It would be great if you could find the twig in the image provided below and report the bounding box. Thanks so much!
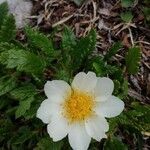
[92,0,97,20]
[135,41,150,45]
[52,14,74,27]
[128,89,147,103]
[128,27,134,46]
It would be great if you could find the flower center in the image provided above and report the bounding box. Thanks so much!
[62,90,95,123]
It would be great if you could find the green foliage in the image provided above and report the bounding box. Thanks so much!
[0,76,17,96]
[23,101,40,119]
[126,102,150,131]
[144,0,150,4]
[104,137,128,150]
[10,126,34,145]
[0,42,17,52]
[121,0,134,8]
[71,29,96,70]
[15,96,35,118]
[0,14,16,42]
[62,26,76,50]
[25,27,54,55]
[108,102,150,149]
[104,42,123,60]
[35,136,63,150]
[0,2,8,27]
[61,26,96,74]
[143,7,150,22]
[0,49,46,75]
[92,58,118,77]
[10,84,37,100]
[118,79,128,99]
[121,11,133,23]
[0,2,16,42]
[125,47,141,74]
[10,84,38,118]
[55,69,70,82]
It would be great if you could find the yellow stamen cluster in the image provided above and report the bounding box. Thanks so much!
[63,90,95,123]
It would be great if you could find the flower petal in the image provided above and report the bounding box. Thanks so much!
[44,80,71,103]
[85,115,108,141]
[95,96,124,118]
[36,99,60,124]
[47,114,69,142]
[68,123,91,150]
[72,71,97,93]
[94,77,114,101]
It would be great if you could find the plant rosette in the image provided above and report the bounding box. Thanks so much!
[37,71,124,150]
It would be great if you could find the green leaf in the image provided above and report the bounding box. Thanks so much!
[15,96,34,118]
[36,136,63,150]
[61,28,96,72]
[0,2,8,28]
[25,27,54,55]
[125,47,141,74]
[71,29,96,70]
[104,42,123,60]
[93,61,103,76]
[24,102,40,119]
[0,97,9,109]
[61,26,76,71]
[62,26,76,50]
[0,76,16,96]
[92,57,118,76]
[0,50,8,64]
[108,118,118,135]
[121,0,134,8]
[118,79,128,99]
[144,0,150,4]
[121,11,133,23]
[10,84,37,100]
[10,126,33,145]
[127,102,150,131]
[104,137,128,150]
[92,58,108,76]
[0,42,17,52]
[0,118,13,143]
[0,14,16,42]
[0,49,46,75]
[143,7,150,22]
[55,69,70,82]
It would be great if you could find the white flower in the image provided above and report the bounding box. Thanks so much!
[37,72,124,150]
[0,0,32,28]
